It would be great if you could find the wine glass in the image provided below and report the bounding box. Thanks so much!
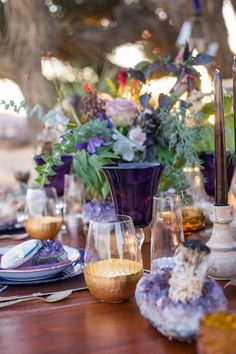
[84,214,143,303]
[24,187,62,241]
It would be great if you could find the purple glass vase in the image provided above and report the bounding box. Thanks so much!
[103,162,164,228]
[200,152,235,197]
[34,155,73,196]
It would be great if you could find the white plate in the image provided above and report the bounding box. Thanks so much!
[0,246,80,281]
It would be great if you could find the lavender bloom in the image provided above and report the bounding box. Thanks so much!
[98,111,113,129]
[87,137,103,154]
[75,142,87,150]
[98,112,104,121]
[75,137,104,154]
[107,116,113,129]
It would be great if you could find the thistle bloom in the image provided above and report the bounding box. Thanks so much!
[106,98,137,127]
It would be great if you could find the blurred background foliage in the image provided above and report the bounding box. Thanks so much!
[0,0,235,141]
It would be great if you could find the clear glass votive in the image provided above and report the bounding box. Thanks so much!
[151,194,184,271]
[84,214,143,303]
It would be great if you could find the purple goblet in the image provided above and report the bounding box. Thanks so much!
[103,162,164,229]
[34,155,73,197]
[200,152,235,197]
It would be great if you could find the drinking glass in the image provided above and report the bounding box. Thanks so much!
[64,174,85,215]
[24,187,62,240]
[63,174,85,238]
[84,214,143,303]
[151,194,184,271]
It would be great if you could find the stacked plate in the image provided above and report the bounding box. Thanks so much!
[0,246,84,285]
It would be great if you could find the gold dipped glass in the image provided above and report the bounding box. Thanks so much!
[24,187,62,241]
[84,214,143,303]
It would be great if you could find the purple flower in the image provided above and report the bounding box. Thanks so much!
[106,98,137,127]
[87,137,103,154]
[98,111,113,129]
[98,112,104,121]
[75,142,87,150]
[75,137,104,154]
[107,116,113,129]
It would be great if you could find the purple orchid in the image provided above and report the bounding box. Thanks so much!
[75,137,104,154]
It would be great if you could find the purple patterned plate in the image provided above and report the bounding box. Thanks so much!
[0,246,80,281]
[0,249,84,285]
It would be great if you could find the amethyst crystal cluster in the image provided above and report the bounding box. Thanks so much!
[32,240,68,265]
[83,200,115,225]
[135,240,227,341]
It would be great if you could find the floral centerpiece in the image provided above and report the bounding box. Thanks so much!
[36,44,213,200]
[2,44,213,200]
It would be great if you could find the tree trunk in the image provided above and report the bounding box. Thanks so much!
[0,0,61,143]
[0,0,234,144]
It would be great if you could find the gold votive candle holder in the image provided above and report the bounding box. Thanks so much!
[24,216,62,241]
[182,206,206,236]
[84,258,143,303]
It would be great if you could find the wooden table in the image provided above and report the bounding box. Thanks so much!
[0,233,236,354]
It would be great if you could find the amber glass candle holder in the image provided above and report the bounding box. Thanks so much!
[182,206,206,236]
[84,214,143,303]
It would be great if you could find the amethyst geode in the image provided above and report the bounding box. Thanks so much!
[31,240,68,265]
[135,240,227,341]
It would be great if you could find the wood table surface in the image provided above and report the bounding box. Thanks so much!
[0,231,236,354]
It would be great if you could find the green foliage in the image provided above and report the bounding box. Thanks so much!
[197,95,234,152]
[159,103,202,167]
[0,99,69,129]
[72,119,113,143]
[73,149,119,199]
[35,118,120,199]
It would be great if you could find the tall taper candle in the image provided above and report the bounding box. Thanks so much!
[214,70,228,205]
[232,56,236,160]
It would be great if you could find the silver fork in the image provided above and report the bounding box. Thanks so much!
[63,262,84,277]
[0,285,8,293]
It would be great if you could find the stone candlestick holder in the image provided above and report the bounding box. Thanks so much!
[206,204,236,279]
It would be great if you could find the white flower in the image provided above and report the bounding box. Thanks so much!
[128,126,146,151]
[106,98,137,127]
[112,131,135,161]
